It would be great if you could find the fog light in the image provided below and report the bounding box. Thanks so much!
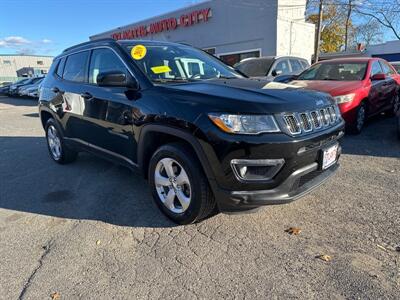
[231,159,285,182]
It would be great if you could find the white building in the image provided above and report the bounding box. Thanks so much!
[90,0,315,65]
[0,54,53,83]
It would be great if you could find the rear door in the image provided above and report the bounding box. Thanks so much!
[369,60,386,113]
[58,51,91,140]
[80,47,136,161]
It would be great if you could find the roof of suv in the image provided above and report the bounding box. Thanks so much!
[60,38,191,58]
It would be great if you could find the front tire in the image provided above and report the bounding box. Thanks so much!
[45,118,77,164]
[348,102,366,134]
[148,143,216,225]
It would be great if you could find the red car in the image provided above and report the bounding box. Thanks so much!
[289,58,400,133]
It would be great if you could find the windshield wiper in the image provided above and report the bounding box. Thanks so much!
[152,78,189,83]
[218,75,237,79]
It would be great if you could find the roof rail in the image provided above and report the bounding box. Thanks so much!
[62,38,115,53]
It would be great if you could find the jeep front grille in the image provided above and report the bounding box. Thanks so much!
[282,106,340,136]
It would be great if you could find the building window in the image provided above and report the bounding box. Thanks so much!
[219,50,260,66]
[37,60,44,65]
[203,48,216,55]
[3,60,11,65]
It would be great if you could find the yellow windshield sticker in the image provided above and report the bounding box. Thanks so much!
[151,65,172,74]
[131,45,147,60]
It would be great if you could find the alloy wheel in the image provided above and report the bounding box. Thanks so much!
[154,158,191,214]
[47,125,62,160]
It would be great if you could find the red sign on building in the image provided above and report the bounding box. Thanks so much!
[111,8,212,40]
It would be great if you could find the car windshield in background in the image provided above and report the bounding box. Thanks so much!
[234,58,274,77]
[298,62,368,81]
[123,42,242,83]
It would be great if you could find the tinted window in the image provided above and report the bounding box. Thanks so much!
[298,62,367,81]
[63,51,89,82]
[235,59,273,77]
[289,59,303,72]
[89,48,127,84]
[370,61,383,77]
[56,58,66,78]
[379,61,395,76]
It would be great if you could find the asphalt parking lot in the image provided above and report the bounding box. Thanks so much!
[0,95,399,299]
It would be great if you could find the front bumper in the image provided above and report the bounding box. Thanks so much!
[196,119,345,213]
[215,160,339,213]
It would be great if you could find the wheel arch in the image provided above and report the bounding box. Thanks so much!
[137,125,216,184]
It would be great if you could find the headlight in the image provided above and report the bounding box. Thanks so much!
[208,113,280,134]
[334,93,355,104]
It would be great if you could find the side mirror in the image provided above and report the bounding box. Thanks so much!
[97,71,139,90]
[271,69,283,77]
[371,73,386,81]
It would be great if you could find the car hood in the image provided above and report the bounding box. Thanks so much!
[159,78,334,113]
[289,80,364,96]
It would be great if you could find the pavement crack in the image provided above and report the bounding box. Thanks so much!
[18,239,54,300]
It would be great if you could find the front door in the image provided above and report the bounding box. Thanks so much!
[379,60,398,110]
[80,48,137,162]
[369,60,386,113]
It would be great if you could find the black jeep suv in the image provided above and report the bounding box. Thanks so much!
[39,39,345,224]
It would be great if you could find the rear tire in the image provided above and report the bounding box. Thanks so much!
[148,143,216,225]
[348,102,366,134]
[45,118,77,164]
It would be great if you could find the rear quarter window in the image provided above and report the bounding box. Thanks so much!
[56,57,66,78]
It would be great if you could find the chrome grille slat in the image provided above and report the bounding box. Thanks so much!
[283,114,301,135]
[282,105,339,136]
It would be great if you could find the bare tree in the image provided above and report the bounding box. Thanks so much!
[355,0,400,40]
[354,19,383,46]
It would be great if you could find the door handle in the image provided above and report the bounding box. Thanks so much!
[80,92,93,100]
[51,87,61,93]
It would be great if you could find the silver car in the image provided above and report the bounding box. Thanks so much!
[234,56,310,81]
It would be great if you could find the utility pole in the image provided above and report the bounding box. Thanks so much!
[344,0,353,51]
[314,0,323,62]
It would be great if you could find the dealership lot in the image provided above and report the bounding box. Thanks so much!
[0,95,399,299]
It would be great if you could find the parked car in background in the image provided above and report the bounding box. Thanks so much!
[286,58,400,133]
[39,39,344,224]
[0,82,13,94]
[18,78,44,97]
[9,77,44,96]
[390,61,400,73]
[234,56,310,81]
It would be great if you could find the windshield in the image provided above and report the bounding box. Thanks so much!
[234,58,274,77]
[123,42,242,83]
[298,62,368,81]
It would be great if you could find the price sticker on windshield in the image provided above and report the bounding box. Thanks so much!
[131,45,147,60]
[151,65,172,74]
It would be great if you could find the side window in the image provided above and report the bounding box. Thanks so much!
[289,59,303,72]
[89,48,127,84]
[273,59,290,75]
[379,61,395,76]
[63,51,89,83]
[56,57,66,78]
[370,61,383,77]
[300,60,310,69]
